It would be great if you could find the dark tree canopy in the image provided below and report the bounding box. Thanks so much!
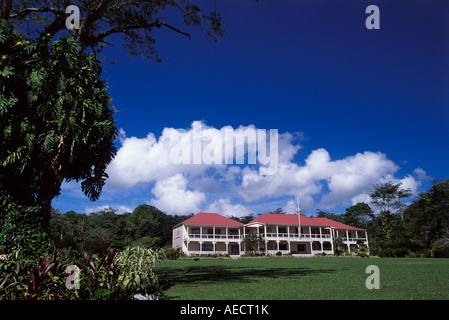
[3,0,232,62]
[0,21,117,228]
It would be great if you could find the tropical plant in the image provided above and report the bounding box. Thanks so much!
[242,233,265,254]
[333,236,344,256]
[0,20,117,230]
[0,250,76,300]
[115,246,165,298]
[0,192,52,261]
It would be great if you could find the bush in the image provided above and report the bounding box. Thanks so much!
[0,250,77,300]
[432,240,449,258]
[0,246,167,300]
[0,192,52,261]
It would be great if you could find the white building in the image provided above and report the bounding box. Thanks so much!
[173,212,369,256]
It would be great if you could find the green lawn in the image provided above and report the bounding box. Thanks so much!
[157,257,449,300]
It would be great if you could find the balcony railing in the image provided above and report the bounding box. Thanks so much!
[185,233,366,243]
[187,234,240,240]
[264,233,332,240]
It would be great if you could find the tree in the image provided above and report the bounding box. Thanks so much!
[241,233,264,255]
[229,213,257,224]
[1,0,261,233]
[269,208,286,215]
[343,202,374,227]
[403,179,449,248]
[369,182,412,220]
[0,22,117,230]
[333,236,344,256]
[3,0,233,61]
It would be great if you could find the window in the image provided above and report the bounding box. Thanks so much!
[202,244,213,251]
[191,228,200,234]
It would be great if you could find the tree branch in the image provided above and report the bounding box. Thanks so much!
[9,6,63,20]
[88,19,191,46]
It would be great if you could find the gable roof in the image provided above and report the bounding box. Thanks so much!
[248,213,365,230]
[178,212,244,227]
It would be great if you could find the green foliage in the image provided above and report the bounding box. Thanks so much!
[403,179,449,248]
[48,206,190,257]
[0,20,117,228]
[8,0,231,62]
[333,237,344,256]
[0,250,77,300]
[0,192,51,260]
[115,246,166,298]
[0,246,166,300]
[241,233,264,254]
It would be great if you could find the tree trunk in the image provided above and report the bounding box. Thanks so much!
[37,174,63,232]
[0,0,12,19]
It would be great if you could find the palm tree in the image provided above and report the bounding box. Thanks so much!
[242,233,265,255]
[333,237,344,256]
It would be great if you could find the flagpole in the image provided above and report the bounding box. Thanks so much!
[296,197,301,238]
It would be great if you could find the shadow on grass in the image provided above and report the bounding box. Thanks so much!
[158,264,338,290]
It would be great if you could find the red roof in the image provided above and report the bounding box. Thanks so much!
[179,212,244,227]
[249,213,365,230]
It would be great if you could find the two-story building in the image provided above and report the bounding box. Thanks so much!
[172,212,368,256]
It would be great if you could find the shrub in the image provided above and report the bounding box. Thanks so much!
[0,192,52,261]
[0,250,77,300]
[0,246,167,300]
[432,239,449,258]
[115,246,166,298]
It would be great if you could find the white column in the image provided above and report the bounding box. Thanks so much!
[346,229,350,252]
[365,231,370,253]
[330,228,335,255]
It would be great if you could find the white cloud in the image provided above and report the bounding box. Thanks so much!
[85,205,132,215]
[238,148,411,211]
[97,122,429,216]
[151,174,206,215]
[204,198,252,218]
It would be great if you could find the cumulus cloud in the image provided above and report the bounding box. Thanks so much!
[238,148,422,211]
[204,198,252,218]
[151,174,205,215]
[101,121,428,215]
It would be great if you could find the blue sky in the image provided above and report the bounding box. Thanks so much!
[53,0,449,217]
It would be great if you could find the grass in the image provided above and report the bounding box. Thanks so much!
[157,257,449,300]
